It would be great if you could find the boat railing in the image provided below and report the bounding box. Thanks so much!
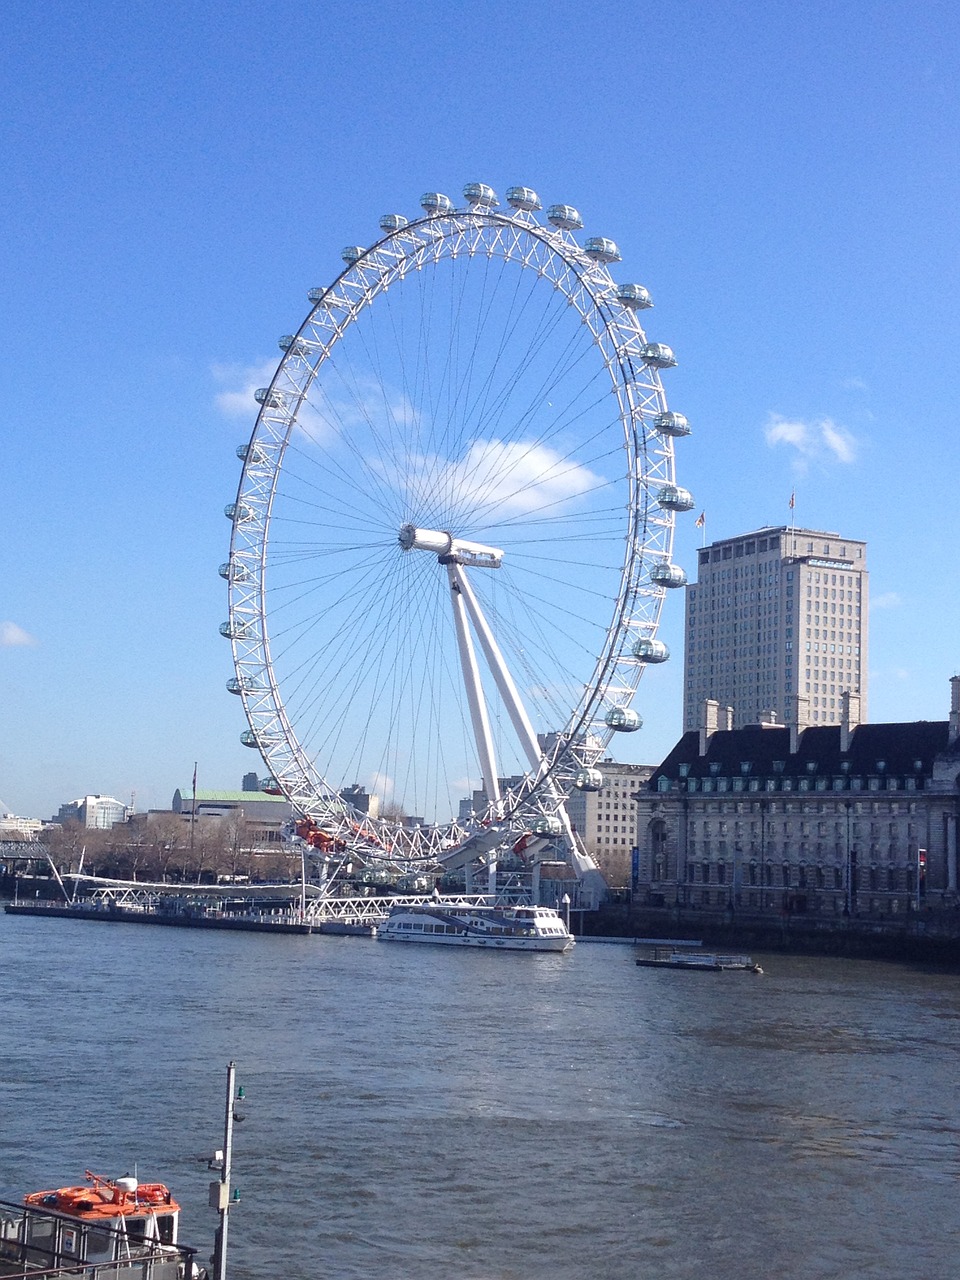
[0,1199,200,1280]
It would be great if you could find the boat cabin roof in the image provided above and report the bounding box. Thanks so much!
[24,1172,179,1222]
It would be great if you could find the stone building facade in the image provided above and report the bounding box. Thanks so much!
[633,682,960,917]
[683,525,868,733]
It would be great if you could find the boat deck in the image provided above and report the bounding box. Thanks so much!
[634,945,762,972]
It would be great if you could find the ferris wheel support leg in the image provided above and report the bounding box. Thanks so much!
[450,565,544,775]
[447,566,501,896]
[453,564,602,894]
[447,564,503,899]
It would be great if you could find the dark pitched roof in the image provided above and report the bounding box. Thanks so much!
[651,721,952,784]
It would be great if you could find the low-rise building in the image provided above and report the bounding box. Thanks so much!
[633,681,960,917]
[54,795,129,829]
[566,760,655,888]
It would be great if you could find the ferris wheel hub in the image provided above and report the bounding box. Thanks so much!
[398,523,503,569]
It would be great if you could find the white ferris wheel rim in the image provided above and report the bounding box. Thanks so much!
[223,186,686,859]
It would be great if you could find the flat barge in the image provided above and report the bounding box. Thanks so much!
[4,901,315,934]
[635,944,762,972]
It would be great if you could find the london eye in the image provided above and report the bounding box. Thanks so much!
[220,183,692,894]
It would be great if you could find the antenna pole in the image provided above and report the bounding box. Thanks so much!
[213,1061,236,1280]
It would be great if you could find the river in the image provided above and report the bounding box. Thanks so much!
[1,914,957,1279]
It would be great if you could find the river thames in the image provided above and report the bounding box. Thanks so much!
[1,913,957,1278]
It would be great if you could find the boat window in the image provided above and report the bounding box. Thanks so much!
[85,1228,114,1262]
[157,1216,175,1246]
[125,1218,148,1244]
[26,1215,57,1260]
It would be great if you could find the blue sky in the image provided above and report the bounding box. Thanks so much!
[2,1,958,820]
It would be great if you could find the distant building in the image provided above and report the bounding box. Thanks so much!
[633,680,960,918]
[172,788,290,823]
[457,776,527,823]
[241,772,260,792]
[565,761,655,887]
[684,526,868,733]
[54,795,129,829]
[340,784,379,819]
[0,813,44,840]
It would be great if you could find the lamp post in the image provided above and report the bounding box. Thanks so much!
[561,892,571,933]
[211,1061,244,1280]
[759,801,768,911]
[844,801,853,917]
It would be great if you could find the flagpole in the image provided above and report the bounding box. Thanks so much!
[190,761,197,864]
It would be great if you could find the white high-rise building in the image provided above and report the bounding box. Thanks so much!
[683,526,868,732]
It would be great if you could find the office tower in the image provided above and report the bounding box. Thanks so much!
[683,526,868,732]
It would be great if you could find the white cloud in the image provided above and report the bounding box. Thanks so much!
[871,592,901,611]
[841,376,869,392]
[366,771,394,800]
[1,621,36,647]
[396,439,603,519]
[212,359,279,418]
[819,419,857,464]
[764,414,858,473]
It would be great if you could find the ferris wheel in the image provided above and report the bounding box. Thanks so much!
[221,182,692,880]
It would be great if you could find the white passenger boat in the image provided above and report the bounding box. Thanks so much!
[376,902,575,952]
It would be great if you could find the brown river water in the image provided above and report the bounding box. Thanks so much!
[1,913,957,1279]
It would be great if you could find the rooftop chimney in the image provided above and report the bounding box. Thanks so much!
[840,689,862,754]
[699,699,719,757]
[950,676,960,742]
[789,694,810,756]
[723,706,734,731]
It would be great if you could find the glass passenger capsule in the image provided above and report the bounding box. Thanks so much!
[547,204,584,230]
[652,411,691,437]
[463,182,498,206]
[531,814,564,836]
[616,283,653,310]
[650,561,687,588]
[239,729,260,748]
[632,638,670,663]
[260,776,284,795]
[506,186,541,211]
[307,286,327,304]
[420,192,453,214]
[341,246,364,265]
[218,561,249,583]
[640,343,677,369]
[219,620,252,640]
[224,502,254,522]
[583,237,621,263]
[254,388,286,408]
[606,706,643,732]
[278,334,310,356]
[237,441,269,465]
[226,676,247,695]
[379,213,408,232]
[574,767,604,792]
[657,484,696,512]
